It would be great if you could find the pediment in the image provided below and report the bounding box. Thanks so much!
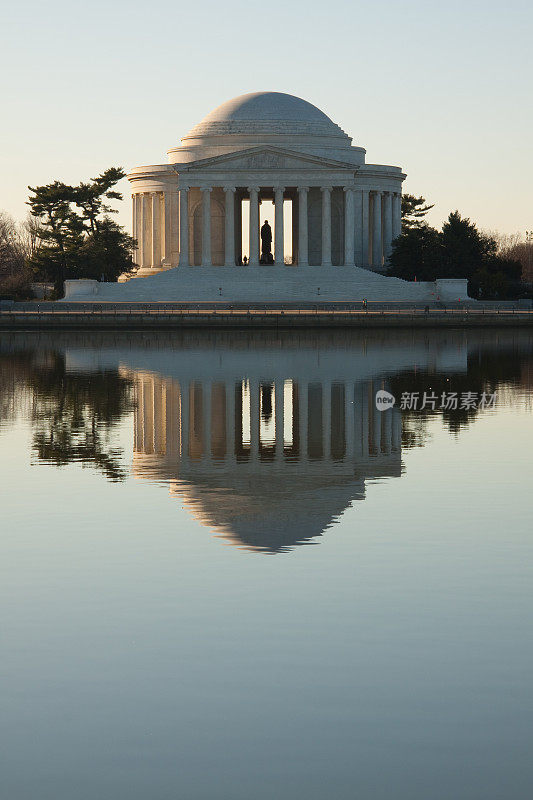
[177,146,357,173]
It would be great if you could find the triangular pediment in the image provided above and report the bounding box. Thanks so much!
[176,146,358,173]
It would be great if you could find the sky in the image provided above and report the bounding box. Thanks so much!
[1,0,532,236]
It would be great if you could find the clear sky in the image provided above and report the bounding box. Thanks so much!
[1,0,532,235]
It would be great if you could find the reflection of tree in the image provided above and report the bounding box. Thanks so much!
[0,350,134,480]
[390,345,525,446]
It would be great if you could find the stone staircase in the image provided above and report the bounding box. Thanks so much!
[64,266,456,303]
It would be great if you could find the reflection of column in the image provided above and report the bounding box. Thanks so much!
[392,408,402,451]
[345,382,354,460]
[248,187,260,266]
[372,191,382,269]
[201,187,212,267]
[299,381,308,460]
[361,383,369,457]
[274,186,285,266]
[343,187,355,266]
[372,398,382,453]
[226,380,235,460]
[382,407,392,454]
[250,380,259,457]
[179,381,189,462]
[179,185,189,267]
[298,187,309,266]
[223,187,235,266]
[275,380,284,458]
[203,381,211,459]
[321,186,332,266]
[323,381,332,458]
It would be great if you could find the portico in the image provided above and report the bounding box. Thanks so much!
[135,171,402,272]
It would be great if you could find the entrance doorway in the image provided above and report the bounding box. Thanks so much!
[239,192,293,264]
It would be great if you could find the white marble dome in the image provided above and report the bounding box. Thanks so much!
[183,91,350,141]
[168,90,360,164]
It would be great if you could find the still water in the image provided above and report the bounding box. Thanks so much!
[1,329,532,799]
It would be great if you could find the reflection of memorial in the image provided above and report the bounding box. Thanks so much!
[132,372,402,552]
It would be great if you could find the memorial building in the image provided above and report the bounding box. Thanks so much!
[64,91,468,302]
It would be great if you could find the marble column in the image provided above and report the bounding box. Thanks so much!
[321,186,332,267]
[383,191,393,261]
[151,192,160,268]
[178,185,189,267]
[298,187,309,266]
[361,189,370,266]
[354,190,363,265]
[343,187,355,266]
[248,186,260,266]
[393,192,402,240]
[132,194,138,265]
[372,191,382,269]
[162,191,172,266]
[201,187,212,267]
[141,193,149,268]
[274,186,285,266]
[223,186,236,267]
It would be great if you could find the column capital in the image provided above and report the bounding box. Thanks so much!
[274,186,286,194]
[343,185,355,193]
[247,185,260,193]
[200,186,213,193]
[178,183,189,192]
[298,186,309,193]
[320,185,333,193]
[223,185,236,194]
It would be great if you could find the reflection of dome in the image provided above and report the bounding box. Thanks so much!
[170,473,366,554]
[184,92,350,143]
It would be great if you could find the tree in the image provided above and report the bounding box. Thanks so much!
[27,167,135,296]
[0,212,33,299]
[387,224,442,281]
[401,193,434,230]
[388,210,523,298]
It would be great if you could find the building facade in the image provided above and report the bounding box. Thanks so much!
[128,92,405,275]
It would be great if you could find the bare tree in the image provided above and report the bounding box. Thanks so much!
[482,230,533,283]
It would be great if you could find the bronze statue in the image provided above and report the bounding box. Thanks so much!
[260,220,274,264]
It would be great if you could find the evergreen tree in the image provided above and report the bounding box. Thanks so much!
[27,167,135,296]
[388,224,442,281]
[401,193,435,230]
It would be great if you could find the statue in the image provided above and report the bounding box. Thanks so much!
[260,220,274,264]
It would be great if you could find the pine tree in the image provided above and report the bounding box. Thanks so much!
[401,194,435,230]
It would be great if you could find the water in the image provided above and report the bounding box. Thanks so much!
[1,329,532,799]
